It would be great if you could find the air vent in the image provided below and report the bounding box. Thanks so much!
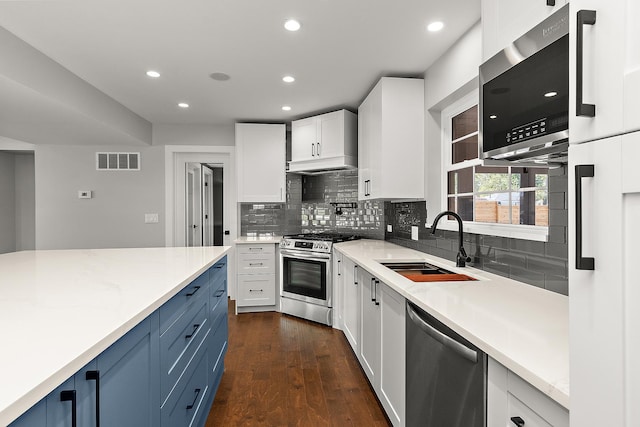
[96,152,140,171]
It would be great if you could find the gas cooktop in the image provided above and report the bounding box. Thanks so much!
[282,233,361,243]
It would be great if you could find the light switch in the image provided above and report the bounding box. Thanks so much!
[78,190,92,199]
[387,224,393,233]
[411,226,419,241]
[145,213,159,224]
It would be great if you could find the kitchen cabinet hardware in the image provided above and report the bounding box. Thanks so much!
[59,390,77,427]
[575,164,595,270]
[248,262,263,266]
[185,324,200,339]
[85,370,101,427]
[248,247,263,251]
[354,265,358,284]
[337,259,341,276]
[186,388,201,410]
[249,289,264,292]
[311,143,315,157]
[185,285,200,297]
[374,280,380,306]
[576,10,597,117]
[370,277,376,302]
[511,416,525,426]
[317,142,321,156]
[215,289,225,297]
[546,0,555,5]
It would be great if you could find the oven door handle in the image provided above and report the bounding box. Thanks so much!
[280,250,331,262]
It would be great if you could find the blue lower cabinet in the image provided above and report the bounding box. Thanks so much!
[10,260,228,427]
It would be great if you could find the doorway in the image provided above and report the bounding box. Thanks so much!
[185,163,224,247]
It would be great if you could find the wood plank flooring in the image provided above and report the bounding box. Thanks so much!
[205,300,391,427]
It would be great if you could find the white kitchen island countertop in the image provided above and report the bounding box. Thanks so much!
[0,246,231,426]
[334,239,569,409]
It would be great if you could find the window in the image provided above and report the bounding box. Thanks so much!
[441,92,549,237]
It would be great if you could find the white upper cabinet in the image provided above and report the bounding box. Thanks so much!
[235,123,286,202]
[482,0,568,61]
[289,109,357,173]
[358,77,424,201]
[569,0,640,144]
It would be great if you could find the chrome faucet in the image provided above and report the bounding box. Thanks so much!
[431,211,471,267]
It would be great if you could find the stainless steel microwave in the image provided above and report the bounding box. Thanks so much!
[480,4,569,163]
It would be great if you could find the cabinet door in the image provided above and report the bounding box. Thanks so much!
[359,271,380,387]
[317,111,342,159]
[623,1,640,134]
[237,274,275,306]
[569,136,624,426]
[9,399,46,427]
[47,361,98,427]
[342,261,360,353]
[482,0,568,61]
[236,123,285,202]
[97,315,158,427]
[569,0,627,144]
[357,87,375,200]
[291,116,317,162]
[332,250,344,329]
[379,283,405,427]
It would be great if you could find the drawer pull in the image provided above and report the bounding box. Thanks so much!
[60,390,77,427]
[511,416,525,427]
[249,262,264,266]
[249,289,264,292]
[186,388,201,410]
[186,286,201,297]
[214,263,225,269]
[185,324,201,339]
[248,247,263,251]
[215,289,225,297]
[86,370,101,427]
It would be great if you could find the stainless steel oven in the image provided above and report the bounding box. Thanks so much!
[279,233,359,326]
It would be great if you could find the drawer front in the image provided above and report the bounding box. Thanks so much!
[209,314,228,375]
[210,258,227,293]
[160,299,209,402]
[238,253,275,274]
[237,274,275,305]
[161,338,209,427]
[237,244,275,255]
[160,270,209,334]
[507,371,569,427]
[210,286,227,332]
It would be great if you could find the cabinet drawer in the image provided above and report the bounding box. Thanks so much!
[160,299,209,403]
[159,270,209,334]
[161,338,209,427]
[211,286,227,330]
[210,314,228,375]
[507,371,569,427]
[210,261,227,293]
[237,244,275,255]
[237,274,276,305]
[238,254,275,274]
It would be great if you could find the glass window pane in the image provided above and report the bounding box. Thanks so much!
[535,171,548,188]
[535,190,549,226]
[458,196,474,221]
[452,134,479,163]
[108,153,118,169]
[129,153,139,169]
[448,196,456,213]
[118,153,128,169]
[448,167,473,195]
[474,196,498,223]
[448,171,456,195]
[511,167,548,189]
[494,192,517,224]
[452,105,478,140]
[475,166,509,193]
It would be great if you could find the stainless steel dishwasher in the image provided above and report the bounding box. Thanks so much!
[406,301,486,427]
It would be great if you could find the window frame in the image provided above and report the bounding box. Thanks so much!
[435,90,549,242]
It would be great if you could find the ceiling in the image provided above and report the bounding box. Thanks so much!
[0,0,480,127]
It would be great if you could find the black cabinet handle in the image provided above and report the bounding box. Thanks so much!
[511,416,525,426]
[311,143,315,156]
[185,324,201,339]
[546,0,555,6]
[374,280,380,306]
[317,142,321,156]
[60,390,77,427]
[354,265,358,285]
[337,259,341,276]
[249,289,264,292]
[186,388,201,410]
[186,286,200,297]
[576,10,597,117]
[370,277,376,302]
[86,370,101,427]
[575,165,595,270]
[215,289,225,297]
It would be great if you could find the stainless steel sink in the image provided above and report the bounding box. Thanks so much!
[380,262,454,275]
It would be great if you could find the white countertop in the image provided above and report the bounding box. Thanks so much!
[0,246,231,426]
[335,239,569,409]
[234,235,282,244]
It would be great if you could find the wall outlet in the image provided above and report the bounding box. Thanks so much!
[78,190,92,199]
[411,226,419,241]
[387,224,393,233]
[145,213,159,224]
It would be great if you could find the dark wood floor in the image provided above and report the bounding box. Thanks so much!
[205,300,390,426]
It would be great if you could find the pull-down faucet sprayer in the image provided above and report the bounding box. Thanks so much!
[431,211,471,267]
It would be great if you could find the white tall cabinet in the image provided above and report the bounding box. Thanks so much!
[235,123,285,202]
[568,2,640,425]
[358,77,424,201]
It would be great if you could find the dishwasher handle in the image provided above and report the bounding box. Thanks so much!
[406,302,478,363]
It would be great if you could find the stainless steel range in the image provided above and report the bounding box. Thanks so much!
[280,233,360,326]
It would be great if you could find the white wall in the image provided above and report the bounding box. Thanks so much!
[0,152,16,253]
[34,144,165,249]
[153,124,235,146]
[424,21,482,223]
[14,153,35,251]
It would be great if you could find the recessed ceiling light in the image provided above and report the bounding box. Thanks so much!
[210,72,231,81]
[427,21,444,32]
[282,105,292,111]
[544,91,558,97]
[178,102,189,108]
[282,75,295,83]
[489,115,498,119]
[284,19,301,31]
[146,70,160,78]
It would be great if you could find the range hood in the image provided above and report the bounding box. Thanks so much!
[287,155,357,175]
